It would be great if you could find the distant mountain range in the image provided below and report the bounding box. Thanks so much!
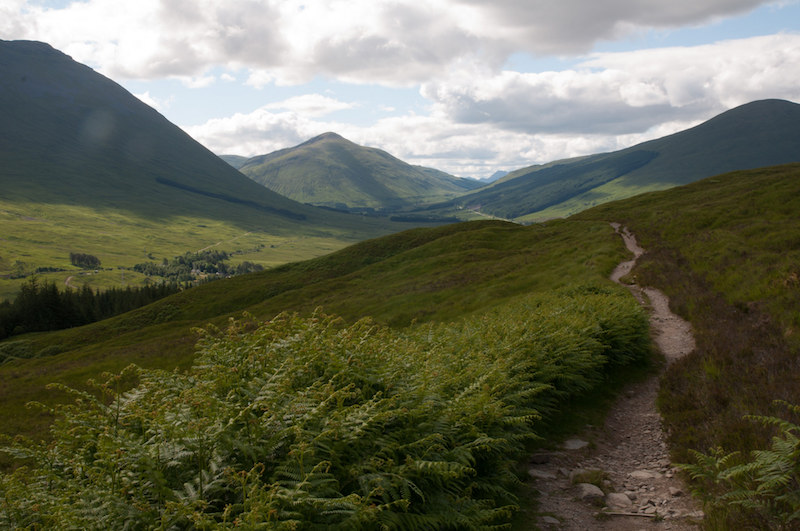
[443,99,800,221]
[228,132,482,212]
[0,40,420,296]
[224,98,800,222]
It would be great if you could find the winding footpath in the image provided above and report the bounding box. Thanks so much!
[528,224,703,529]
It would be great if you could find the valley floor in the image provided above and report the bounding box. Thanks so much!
[526,225,704,530]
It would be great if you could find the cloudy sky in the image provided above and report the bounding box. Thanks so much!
[4,0,800,178]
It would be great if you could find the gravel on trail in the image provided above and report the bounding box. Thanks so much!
[526,224,704,530]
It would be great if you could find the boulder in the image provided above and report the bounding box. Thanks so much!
[528,468,557,480]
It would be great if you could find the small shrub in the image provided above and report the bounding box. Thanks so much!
[0,340,33,363]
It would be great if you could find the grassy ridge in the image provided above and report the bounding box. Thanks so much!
[0,285,649,528]
[578,162,800,460]
[0,219,627,445]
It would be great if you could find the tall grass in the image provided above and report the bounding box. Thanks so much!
[0,284,649,528]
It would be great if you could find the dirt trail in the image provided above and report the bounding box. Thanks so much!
[527,223,703,529]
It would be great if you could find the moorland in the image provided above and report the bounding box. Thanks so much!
[1,38,800,529]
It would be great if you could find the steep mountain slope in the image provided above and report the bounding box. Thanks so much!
[448,99,800,221]
[0,40,417,297]
[0,40,308,221]
[237,132,482,211]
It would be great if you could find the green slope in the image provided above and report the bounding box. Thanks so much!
[237,132,482,211]
[577,162,800,524]
[0,218,626,441]
[0,40,420,299]
[4,160,800,526]
[446,99,800,221]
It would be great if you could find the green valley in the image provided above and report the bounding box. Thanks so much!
[0,40,422,300]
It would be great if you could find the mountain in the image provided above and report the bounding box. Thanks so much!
[447,99,800,221]
[0,40,418,298]
[0,40,312,221]
[235,132,482,211]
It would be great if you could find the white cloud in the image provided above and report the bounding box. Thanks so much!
[420,33,800,136]
[0,0,29,36]
[454,0,769,54]
[133,91,162,110]
[183,32,800,178]
[5,0,780,86]
[175,74,216,89]
[583,33,800,109]
[245,69,276,89]
[184,107,339,157]
[264,94,356,117]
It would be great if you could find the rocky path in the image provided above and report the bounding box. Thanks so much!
[527,224,703,529]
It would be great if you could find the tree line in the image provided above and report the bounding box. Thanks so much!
[133,250,264,282]
[69,252,101,269]
[0,278,181,339]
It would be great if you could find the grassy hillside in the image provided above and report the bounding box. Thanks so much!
[0,287,649,528]
[578,162,800,526]
[441,99,800,221]
[455,150,658,219]
[4,160,799,526]
[0,211,652,527]
[0,219,630,444]
[237,132,481,211]
[0,40,420,300]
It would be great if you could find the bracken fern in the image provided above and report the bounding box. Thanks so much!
[0,284,648,529]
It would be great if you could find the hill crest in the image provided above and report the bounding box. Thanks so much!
[236,132,481,211]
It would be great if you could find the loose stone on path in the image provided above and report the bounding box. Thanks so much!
[527,224,702,530]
